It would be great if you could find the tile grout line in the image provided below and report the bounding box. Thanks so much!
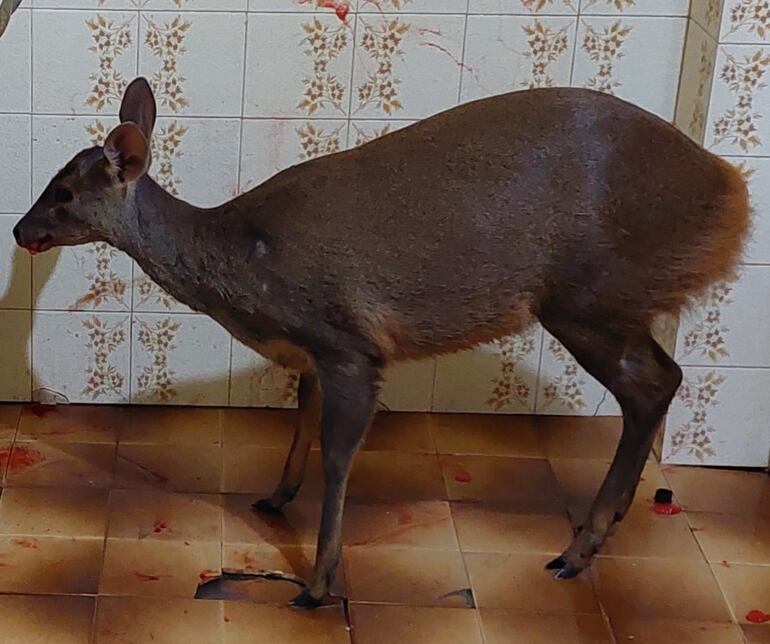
[28,3,34,403]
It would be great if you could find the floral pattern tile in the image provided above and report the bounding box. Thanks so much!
[720,0,770,44]
[674,20,718,144]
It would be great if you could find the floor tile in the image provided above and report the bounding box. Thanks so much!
[743,624,770,642]
[115,444,222,493]
[450,503,573,555]
[222,408,296,448]
[609,617,746,644]
[222,446,323,498]
[0,594,95,644]
[593,558,732,623]
[225,603,350,644]
[348,451,446,502]
[343,546,471,607]
[464,552,599,613]
[18,405,125,443]
[0,535,103,594]
[94,596,223,644]
[480,609,613,644]
[351,604,483,644]
[4,442,115,488]
[536,416,622,460]
[120,407,223,446]
[440,455,565,514]
[664,466,770,517]
[366,412,435,453]
[711,562,770,625]
[431,414,542,457]
[689,512,770,565]
[224,495,321,547]
[0,487,109,537]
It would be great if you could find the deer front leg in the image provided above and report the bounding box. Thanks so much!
[292,356,379,608]
[254,373,321,513]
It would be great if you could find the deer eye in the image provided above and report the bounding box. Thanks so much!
[54,187,73,204]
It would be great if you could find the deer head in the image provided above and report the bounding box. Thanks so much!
[13,77,158,254]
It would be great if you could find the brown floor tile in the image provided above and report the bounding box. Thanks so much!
[4,442,115,488]
[743,625,770,643]
[664,466,770,517]
[451,503,573,555]
[222,446,324,497]
[593,558,732,623]
[711,562,770,625]
[344,546,471,607]
[0,439,13,481]
[115,444,222,493]
[343,500,457,549]
[599,502,702,559]
[94,596,223,644]
[108,489,222,542]
[348,451,446,502]
[120,406,223,446]
[225,603,350,644]
[0,595,95,644]
[366,412,435,453]
[536,416,622,460]
[689,513,770,565]
[351,604,483,644]
[17,405,125,443]
[222,408,296,448]
[431,414,542,457]
[480,609,613,644]
[100,537,221,598]
[610,617,745,644]
[0,404,21,440]
[224,495,321,547]
[464,552,599,613]
[0,487,109,537]
[0,535,103,594]
[440,455,565,514]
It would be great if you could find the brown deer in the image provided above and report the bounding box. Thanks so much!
[14,78,750,607]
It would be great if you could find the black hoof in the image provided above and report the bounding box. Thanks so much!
[291,590,323,609]
[252,498,283,514]
[545,556,566,570]
[552,564,581,580]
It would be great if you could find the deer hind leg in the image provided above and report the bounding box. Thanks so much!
[539,313,682,579]
[253,373,321,513]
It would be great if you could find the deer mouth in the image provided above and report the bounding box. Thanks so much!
[23,235,54,255]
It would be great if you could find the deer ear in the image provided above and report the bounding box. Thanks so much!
[104,122,150,183]
[119,77,157,140]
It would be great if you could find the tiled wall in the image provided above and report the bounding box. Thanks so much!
[663,0,770,467]
[0,3,712,418]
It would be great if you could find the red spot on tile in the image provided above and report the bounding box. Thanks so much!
[721,559,730,568]
[133,571,161,582]
[397,506,413,526]
[29,404,57,418]
[690,527,704,533]
[454,469,472,484]
[318,0,350,22]
[1,445,46,472]
[224,616,230,623]
[152,519,170,534]
[651,502,682,515]
[746,610,770,624]
[199,569,219,582]
[11,538,39,549]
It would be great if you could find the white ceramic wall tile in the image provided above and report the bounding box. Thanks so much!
[580,0,689,17]
[35,1,136,8]
[720,0,770,44]
[351,13,466,119]
[0,215,31,310]
[731,156,770,263]
[357,0,468,12]
[244,13,355,119]
[32,10,139,115]
[138,12,247,117]
[240,118,349,190]
[432,328,542,414]
[676,266,770,368]
[706,43,770,155]
[143,0,248,10]
[674,20,718,144]
[346,118,413,146]
[461,15,576,103]
[690,0,724,38]
[0,8,31,113]
[469,0,578,15]
[380,359,435,412]
[536,330,621,416]
[32,311,131,403]
[664,366,770,467]
[0,311,32,401]
[0,115,31,213]
[248,0,341,13]
[229,339,298,408]
[130,313,231,405]
[572,16,687,120]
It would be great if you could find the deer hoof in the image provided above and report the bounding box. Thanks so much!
[291,590,323,609]
[252,498,283,515]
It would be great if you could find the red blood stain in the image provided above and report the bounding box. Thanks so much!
[199,569,219,582]
[746,610,770,624]
[454,469,472,484]
[651,502,682,515]
[0,445,46,472]
[133,571,161,582]
[152,519,170,534]
[224,616,230,623]
[397,506,413,526]
[11,538,39,549]
[29,404,57,418]
[318,0,350,22]
[720,560,730,568]
[690,527,704,533]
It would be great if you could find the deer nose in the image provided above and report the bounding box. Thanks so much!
[12,221,23,246]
